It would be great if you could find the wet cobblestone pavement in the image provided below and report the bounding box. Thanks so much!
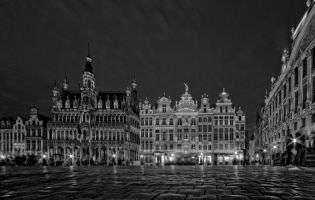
[1,165,315,200]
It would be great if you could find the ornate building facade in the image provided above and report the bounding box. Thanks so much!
[0,118,15,158]
[25,107,48,157]
[139,84,245,165]
[0,107,48,160]
[0,117,26,158]
[46,52,140,165]
[259,1,315,166]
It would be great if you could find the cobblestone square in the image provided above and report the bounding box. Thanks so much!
[1,165,315,200]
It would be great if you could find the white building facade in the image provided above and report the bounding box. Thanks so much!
[140,84,245,165]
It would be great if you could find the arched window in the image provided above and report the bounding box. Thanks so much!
[87,80,91,88]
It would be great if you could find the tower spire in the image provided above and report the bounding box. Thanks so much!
[87,42,90,57]
[85,42,93,72]
[131,72,137,90]
[63,75,68,90]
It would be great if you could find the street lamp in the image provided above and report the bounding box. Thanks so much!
[273,145,277,149]
[263,149,267,153]
[293,138,297,143]
[69,154,74,159]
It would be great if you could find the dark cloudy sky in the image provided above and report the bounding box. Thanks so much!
[0,0,307,126]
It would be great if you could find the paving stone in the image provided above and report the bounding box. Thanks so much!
[187,194,217,200]
[261,191,292,197]
[155,193,186,200]
[0,165,314,199]
[178,189,205,196]
[127,192,158,199]
[249,196,282,200]
[220,195,249,200]
[233,190,262,196]
[281,196,315,200]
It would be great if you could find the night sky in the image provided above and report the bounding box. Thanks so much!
[0,0,307,127]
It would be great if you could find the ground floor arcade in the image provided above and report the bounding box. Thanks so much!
[47,142,139,165]
[140,151,244,165]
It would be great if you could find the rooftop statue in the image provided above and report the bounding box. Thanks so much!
[184,83,189,93]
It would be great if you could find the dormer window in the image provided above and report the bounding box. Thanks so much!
[114,99,119,109]
[162,104,166,113]
[191,118,196,126]
[106,98,110,109]
[65,98,70,109]
[98,99,103,109]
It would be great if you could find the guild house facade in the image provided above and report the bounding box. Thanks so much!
[139,84,245,165]
[0,107,48,160]
[46,51,140,165]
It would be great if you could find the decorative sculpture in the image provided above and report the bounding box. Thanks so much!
[184,83,189,93]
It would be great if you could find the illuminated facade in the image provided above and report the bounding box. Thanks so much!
[139,84,245,165]
[46,52,140,165]
[0,108,48,161]
[0,117,27,158]
[25,107,48,158]
[260,1,315,166]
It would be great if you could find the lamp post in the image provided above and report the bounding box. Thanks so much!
[292,138,297,166]
[200,152,204,165]
[140,154,144,165]
[272,145,278,165]
[234,151,238,165]
[112,154,116,165]
[263,149,266,165]
[69,154,74,166]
